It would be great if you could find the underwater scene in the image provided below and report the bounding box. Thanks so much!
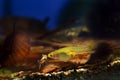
[0,0,120,80]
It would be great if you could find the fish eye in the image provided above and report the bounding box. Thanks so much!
[49,54,52,57]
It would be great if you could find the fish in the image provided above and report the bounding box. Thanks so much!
[39,43,96,73]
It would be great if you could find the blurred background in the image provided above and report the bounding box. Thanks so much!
[0,0,69,30]
[0,0,120,38]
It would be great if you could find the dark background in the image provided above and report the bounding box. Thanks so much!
[0,0,120,38]
[0,0,68,30]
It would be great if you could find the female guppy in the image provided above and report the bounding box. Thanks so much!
[39,43,97,73]
[46,45,95,64]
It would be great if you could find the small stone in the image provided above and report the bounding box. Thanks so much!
[77,68,87,72]
[51,72,58,76]
[18,71,24,74]
[64,71,69,75]
[45,73,51,76]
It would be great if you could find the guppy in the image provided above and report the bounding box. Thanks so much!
[39,44,96,73]
[41,44,96,65]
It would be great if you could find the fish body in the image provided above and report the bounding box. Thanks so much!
[46,45,96,63]
[39,45,95,73]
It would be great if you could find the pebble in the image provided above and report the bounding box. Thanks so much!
[45,73,51,76]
